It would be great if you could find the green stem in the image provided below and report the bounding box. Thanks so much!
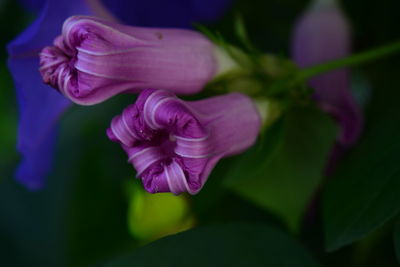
[297,41,400,81]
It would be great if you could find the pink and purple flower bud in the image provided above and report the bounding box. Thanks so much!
[39,16,235,105]
[292,0,362,146]
[107,89,261,195]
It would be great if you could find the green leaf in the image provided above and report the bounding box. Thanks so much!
[193,23,221,44]
[60,99,138,266]
[234,14,257,53]
[224,106,337,231]
[323,105,400,251]
[0,65,18,175]
[394,219,400,264]
[106,222,321,267]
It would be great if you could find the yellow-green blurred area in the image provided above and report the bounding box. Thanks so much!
[1,0,400,266]
[126,180,195,241]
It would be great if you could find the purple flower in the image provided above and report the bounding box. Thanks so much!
[107,89,261,195]
[40,16,230,105]
[292,0,363,147]
[8,0,233,189]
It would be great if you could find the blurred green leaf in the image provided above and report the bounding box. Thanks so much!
[323,142,400,251]
[0,178,67,267]
[0,97,138,267]
[59,99,137,267]
[224,106,337,231]
[234,14,259,54]
[0,65,18,173]
[106,222,320,267]
[323,67,400,251]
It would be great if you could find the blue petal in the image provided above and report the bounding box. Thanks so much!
[7,0,94,189]
[101,0,232,27]
[17,0,45,13]
[15,127,58,190]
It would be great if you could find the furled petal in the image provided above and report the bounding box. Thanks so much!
[292,0,362,146]
[39,16,233,105]
[107,89,261,195]
[101,0,232,27]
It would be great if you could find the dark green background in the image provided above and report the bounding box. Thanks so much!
[1,0,400,266]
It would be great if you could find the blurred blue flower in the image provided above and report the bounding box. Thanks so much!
[7,0,233,190]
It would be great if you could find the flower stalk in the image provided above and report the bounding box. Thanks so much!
[297,40,400,82]
[241,40,400,106]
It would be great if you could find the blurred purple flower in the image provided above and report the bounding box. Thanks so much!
[40,16,224,105]
[8,0,233,189]
[292,0,363,148]
[107,89,261,195]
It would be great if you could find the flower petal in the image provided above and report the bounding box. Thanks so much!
[7,0,96,189]
[15,126,58,190]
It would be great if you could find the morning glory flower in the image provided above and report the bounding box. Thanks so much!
[40,16,235,105]
[107,89,261,195]
[292,0,363,147]
[7,0,233,189]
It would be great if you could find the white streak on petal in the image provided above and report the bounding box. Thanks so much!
[149,97,175,129]
[76,46,150,56]
[74,65,137,81]
[143,90,169,129]
[122,114,139,140]
[110,117,126,144]
[174,151,215,159]
[174,134,216,159]
[39,52,55,58]
[63,73,72,97]
[134,149,164,176]
[63,17,143,49]
[174,134,209,142]
[39,58,66,72]
[57,65,66,94]
[128,146,158,162]
[165,160,193,195]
